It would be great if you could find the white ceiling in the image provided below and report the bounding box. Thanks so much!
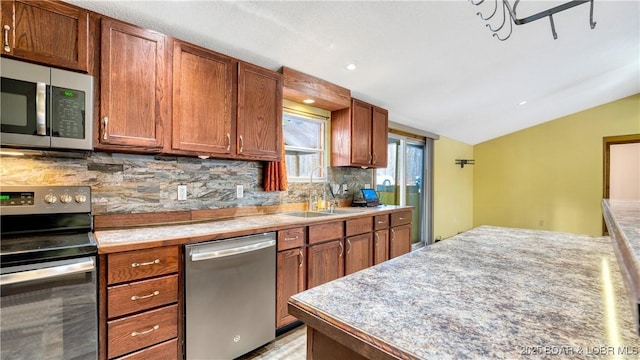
[70,0,640,145]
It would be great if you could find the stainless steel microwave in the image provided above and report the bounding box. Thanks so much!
[0,58,93,150]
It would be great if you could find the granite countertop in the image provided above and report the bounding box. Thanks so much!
[289,225,640,359]
[603,200,640,272]
[93,205,410,253]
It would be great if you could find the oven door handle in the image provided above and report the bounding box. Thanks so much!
[0,257,95,286]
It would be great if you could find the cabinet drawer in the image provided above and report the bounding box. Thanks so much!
[108,246,179,284]
[115,338,178,360]
[278,227,305,251]
[345,217,373,237]
[374,215,389,230]
[108,274,178,318]
[107,305,178,359]
[308,221,344,245]
[391,210,412,226]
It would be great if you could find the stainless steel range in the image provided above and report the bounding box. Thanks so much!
[0,185,97,359]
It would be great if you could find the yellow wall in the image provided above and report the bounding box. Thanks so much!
[473,94,640,236]
[434,136,474,240]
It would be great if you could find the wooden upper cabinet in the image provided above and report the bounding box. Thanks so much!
[371,106,388,167]
[170,40,236,156]
[350,100,373,166]
[237,62,283,161]
[331,98,388,168]
[1,0,89,72]
[99,18,168,151]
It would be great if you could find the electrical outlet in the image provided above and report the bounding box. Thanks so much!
[332,184,340,195]
[236,185,244,199]
[364,183,371,189]
[177,185,187,201]
[342,184,348,193]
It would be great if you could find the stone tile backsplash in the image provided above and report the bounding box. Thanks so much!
[0,153,373,215]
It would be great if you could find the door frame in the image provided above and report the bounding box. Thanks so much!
[602,133,640,234]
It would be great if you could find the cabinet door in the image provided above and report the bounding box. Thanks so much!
[345,233,373,275]
[373,229,389,265]
[371,106,388,167]
[390,224,411,258]
[237,62,282,161]
[307,240,344,289]
[1,0,88,71]
[350,99,372,166]
[100,19,167,150]
[171,41,235,155]
[276,248,305,328]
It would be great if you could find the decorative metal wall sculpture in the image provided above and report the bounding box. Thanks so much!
[470,0,597,41]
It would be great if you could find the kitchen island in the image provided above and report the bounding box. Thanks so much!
[288,226,639,359]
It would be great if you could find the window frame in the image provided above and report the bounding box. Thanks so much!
[283,109,329,183]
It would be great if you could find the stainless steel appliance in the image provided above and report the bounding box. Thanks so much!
[185,233,276,359]
[0,58,93,150]
[0,185,97,359]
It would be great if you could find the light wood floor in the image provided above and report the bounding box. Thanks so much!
[237,325,306,360]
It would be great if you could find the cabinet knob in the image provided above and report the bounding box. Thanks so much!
[3,25,10,52]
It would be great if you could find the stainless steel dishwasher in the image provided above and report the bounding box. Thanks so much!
[185,232,276,359]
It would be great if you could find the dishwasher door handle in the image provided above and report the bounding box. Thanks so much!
[190,239,276,262]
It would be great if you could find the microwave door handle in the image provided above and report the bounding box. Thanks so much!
[36,82,47,136]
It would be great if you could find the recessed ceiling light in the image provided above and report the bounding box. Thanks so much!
[518,100,528,106]
[345,63,357,71]
[303,99,315,104]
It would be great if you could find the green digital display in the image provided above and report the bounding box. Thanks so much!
[0,195,10,200]
[64,90,75,97]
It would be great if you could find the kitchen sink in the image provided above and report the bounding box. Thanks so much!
[281,211,334,218]
[281,208,366,218]
[317,208,366,215]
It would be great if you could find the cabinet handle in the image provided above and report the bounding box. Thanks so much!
[102,117,109,140]
[3,25,10,52]
[338,241,343,257]
[377,221,386,224]
[239,135,244,153]
[369,152,372,164]
[374,232,380,245]
[226,133,231,151]
[131,325,159,337]
[391,228,395,240]
[372,152,377,164]
[299,249,304,268]
[131,290,160,301]
[284,236,299,241]
[346,239,352,254]
[131,259,160,268]
[399,217,405,220]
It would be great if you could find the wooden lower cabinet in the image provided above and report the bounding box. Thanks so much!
[390,224,412,258]
[373,229,390,265]
[115,339,178,360]
[102,245,182,359]
[345,233,373,275]
[107,305,178,359]
[276,247,306,328]
[307,240,344,289]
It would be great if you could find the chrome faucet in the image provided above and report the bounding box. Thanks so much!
[309,166,323,211]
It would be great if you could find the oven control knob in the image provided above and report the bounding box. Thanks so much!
[60,194,73,204]
[75,194,87,203]
[44,193,57,204]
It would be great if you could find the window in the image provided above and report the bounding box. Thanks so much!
[283,110,328,182]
